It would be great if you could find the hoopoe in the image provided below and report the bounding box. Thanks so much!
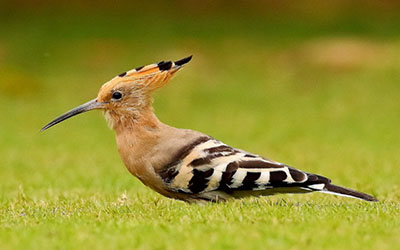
[42,56,377,203]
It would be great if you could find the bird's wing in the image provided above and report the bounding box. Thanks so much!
[158,136,330,195]
[158,136,377,202]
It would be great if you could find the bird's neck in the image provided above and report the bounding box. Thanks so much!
[108,105,165,156]
[109,107,173,188]
[106,106,203,193]
[105,106,169,162]
[105,106,163,132]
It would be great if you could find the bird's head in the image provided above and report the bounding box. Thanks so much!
[41,56,192,131]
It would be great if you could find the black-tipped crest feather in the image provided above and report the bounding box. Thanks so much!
[174,55,192,66]
[158,61,173,71]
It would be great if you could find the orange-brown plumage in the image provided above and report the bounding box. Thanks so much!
[42,55,377,203]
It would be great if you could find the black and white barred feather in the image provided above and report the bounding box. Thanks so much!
[158,136,377,202]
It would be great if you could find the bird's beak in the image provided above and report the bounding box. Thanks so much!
[41,99,105,131]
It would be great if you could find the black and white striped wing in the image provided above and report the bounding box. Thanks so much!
[158,136,330,197]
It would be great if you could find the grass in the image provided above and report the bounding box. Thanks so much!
[1,8,400,250]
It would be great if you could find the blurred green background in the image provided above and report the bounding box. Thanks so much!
[1,1,400,249]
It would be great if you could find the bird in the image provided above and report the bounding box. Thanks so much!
[41,56,377,203]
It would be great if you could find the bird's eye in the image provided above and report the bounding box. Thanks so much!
[112,91,123,100]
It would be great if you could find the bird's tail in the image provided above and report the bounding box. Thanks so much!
[320,183,378,202]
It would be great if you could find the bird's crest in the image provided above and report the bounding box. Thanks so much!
[97,56,192,102]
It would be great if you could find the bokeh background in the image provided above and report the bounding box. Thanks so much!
[1,1,400,249]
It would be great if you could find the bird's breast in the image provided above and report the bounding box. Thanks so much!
[114,130,170,194]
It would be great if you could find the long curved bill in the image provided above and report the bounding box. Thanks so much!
[41,99,105,131]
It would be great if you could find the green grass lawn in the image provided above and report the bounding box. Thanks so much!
[1,9,400,250]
